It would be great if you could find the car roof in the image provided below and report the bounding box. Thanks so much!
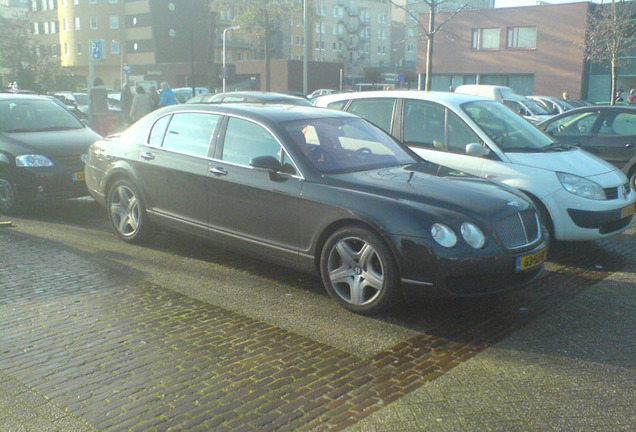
[160,103,359,124]
[315,90,490,107]
[0,93,50,101]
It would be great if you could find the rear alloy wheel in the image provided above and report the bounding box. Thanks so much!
[320,226,400,314]
[0,174,20,216]
[107,179,154,243]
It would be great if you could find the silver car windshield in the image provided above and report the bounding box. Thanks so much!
[283,117,415,174]
[462,101,553,152]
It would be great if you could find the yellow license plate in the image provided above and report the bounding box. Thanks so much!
[516,248,547,272]
[621,203,635,219]
[72,171,85,182]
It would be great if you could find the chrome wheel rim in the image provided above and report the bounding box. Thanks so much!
[327,236,385,306]
[0,178,15,212]
[110,184,140,237]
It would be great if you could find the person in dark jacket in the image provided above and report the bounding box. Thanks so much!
[119,83,134,128]
[130,86,154,122]
[89,77,109,135]
[159,82,178,107]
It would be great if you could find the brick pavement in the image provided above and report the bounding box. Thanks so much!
[1,224,634,431]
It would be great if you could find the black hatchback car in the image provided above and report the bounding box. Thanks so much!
[0,94,102,214]
[85,104,547,314]
[537,106,636,189]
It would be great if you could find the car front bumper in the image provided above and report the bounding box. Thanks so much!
[13,165,88,202]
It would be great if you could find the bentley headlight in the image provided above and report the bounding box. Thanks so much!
[431,223,457,247]
[461,223,486,249]
[15,154,54,167]
[557,172,605,200]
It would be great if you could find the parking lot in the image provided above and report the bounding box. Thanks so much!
[1,198,635,431]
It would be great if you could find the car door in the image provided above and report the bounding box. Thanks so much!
[206,115,303,265]
[398,98,489,178]
[135,112,221,236]
[578,111,636,169]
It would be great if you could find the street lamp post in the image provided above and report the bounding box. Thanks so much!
[222,25,240,93]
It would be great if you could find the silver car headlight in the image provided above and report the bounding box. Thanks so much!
[431,223,457,247]
[557,172,605,200]
[461,222,486,249]
[15,154,54,167]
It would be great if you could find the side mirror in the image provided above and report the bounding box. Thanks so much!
[250,155,282,172]
[465,143,490,157]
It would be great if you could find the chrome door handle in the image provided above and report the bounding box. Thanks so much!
[140,152,155,160]
[210,167,228,176]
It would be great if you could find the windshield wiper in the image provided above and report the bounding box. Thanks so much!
[540,143,575,152]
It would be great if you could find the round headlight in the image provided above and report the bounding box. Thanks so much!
[461,222,486,249]
[431,223,457,248]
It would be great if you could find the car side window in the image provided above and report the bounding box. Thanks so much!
[346,98,395,133]
[447,110,482,154]
[161,113,220,157]
[599,112,636,136]
[221,117,282,167]
[545,111,600,136]
[148,115,171,147]
[403,100,446,150]
[327,100,349,111]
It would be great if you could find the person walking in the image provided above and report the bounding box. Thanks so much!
[89,77,109,136]
[159,82,178,107]
[119,83,134,129]
[149,86,160,110]
[129,86,154,122]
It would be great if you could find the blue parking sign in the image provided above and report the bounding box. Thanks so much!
[90,40,103,61]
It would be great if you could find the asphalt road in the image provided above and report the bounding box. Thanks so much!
[2,195,632,362]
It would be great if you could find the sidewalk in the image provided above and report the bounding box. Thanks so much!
[345,257,636,431]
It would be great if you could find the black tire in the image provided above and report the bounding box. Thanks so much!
[320,226,400,314]
[0,173,20,216]
[107,179,154,243]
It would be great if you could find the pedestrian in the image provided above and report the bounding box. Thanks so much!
[159,82,178,107]
[119,83,134,129]
[129,86,154,122]
[89,77,109,136]
[627,89,636,105]
[149,86,160,110]
[615,91,624,103]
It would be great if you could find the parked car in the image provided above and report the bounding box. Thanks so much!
[529,96,576,115]
[501,98,553,124]
[315,91,635,241]
[454,85,551,123]
[187,91,314,106]
[85,103,547,314]
[0,93,102,215]
[537,106,636,190]
[43,94,84,119]
[52,91,90,119]
[172,87,210,104]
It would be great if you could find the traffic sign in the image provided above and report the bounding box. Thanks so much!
[90,40,105,61]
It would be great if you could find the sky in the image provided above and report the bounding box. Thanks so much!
[495,0,599,7]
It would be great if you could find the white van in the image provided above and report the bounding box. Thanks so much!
[455,85,551,123]
[315,91,635,241]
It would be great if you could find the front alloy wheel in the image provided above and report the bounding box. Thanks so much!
[107,179,154,243]
[320,226,400,314]
[0,175,19,215]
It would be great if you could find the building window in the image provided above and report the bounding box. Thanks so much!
[110,16,119,29]
[507,26,537,49]
[33,22,40,35]
[64,42,70,56]
[75,17,80,30]
[76,42,82,55]
[90,16,97,29]
[111,40,120,55]
[109,0,118,3]
[89,0,96,3]
[472,28,499,50]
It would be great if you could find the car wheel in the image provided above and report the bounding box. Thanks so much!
[320,226,400,314]
[107,179,154,243]
[0,174,20,216]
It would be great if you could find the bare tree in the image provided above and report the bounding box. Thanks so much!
[0,6,36,88]
[215,0,300,91]
[581,0,635,104]
[388,0,474,91]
